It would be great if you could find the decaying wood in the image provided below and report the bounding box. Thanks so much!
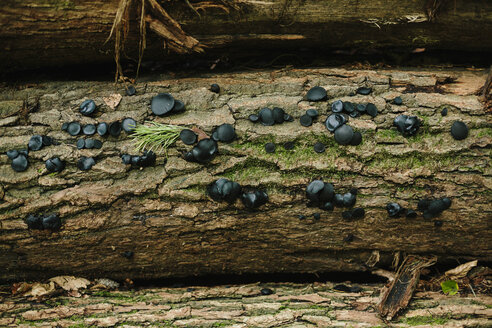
[0,67,491,281]
[1,0,492,72]
[1,281,491,327]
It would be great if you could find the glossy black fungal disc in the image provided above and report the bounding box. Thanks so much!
[109,121,122,137]
[331,100,343,113]
[319,184,334,204]
[97,123,108,136]
[260,288,274,295]
[352,207,365,219]
[42,214,61,230]
[241,191,268,209]
[28,135,43,151]
[350,131,362,146]
[306,180,325,202]
[258,108,275,126]
[265,142,276,153]
[18,149,28,156]
[306,86,327,101]
[356,87,372,95]
[406,209,417,218]
[131,156,141,166]
[334,124,354,145]
[45,157,65,172]
[283,141,295,150]
[306,109,319,118]
[394,115,420,136]
[387,202,402,217]
[76,139,85,149]
[151,93,175,116]
[451,121,468,140]
[67,122,81,136]
[180,129,197,145]
[122,118,137,133]
[428,199,445,215]
[61,122,69,131]
[342,211,352,220]
[11,154,28,172]
[191,138,218,163]
[356,104,366,112]
[210,83,220,93]
[334,193,344,207]
[325,113,346,132]
[313,142,325,153]
[77,156,95,170]
[441,108,448,116]
[126,85,136,96]
[349,111,359,118]
[342,192,356,207]
[222,181,242,203]
[172,100,185,113]
[79,99,96,116]
[93,139,103,149]
[207,178,228,201]
[283,113,294,122]
[121,154,132,164]
[441,197,451,209]
[183,151,195,162]
[299,114,313,127]
[272,107,285,124]
[343,102,355,113]
[25,215,43,230]
[85,138,95,149]
[249,114,259,123]
[365,103,378,117]
[215,123,236,143]
[418,199,431,211]
[393,97,403,105]
[6,150,19,160]
[83,124,96,135]
[42,136,53,146]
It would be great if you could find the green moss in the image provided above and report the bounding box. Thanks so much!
[477,128,492,138]
[375,129,401,140]
[399,315,450,326]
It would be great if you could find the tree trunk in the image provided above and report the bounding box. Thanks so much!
[1,0,492,72]
[0,67,491,281]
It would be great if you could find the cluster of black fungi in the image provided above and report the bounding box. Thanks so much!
[207,178,268,209]
[249,107,294,126]
[151,93,185,116]
[7,135,63,172]
[62,117,136,137]
[387,197,451,226]
[121,151,156,168]
[25,213,61,231]
[181,124,236,163]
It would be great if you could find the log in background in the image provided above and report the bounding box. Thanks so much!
[0,68,491,281]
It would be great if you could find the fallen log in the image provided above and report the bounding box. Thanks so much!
[1,0,492,72]
[0,67,491,281]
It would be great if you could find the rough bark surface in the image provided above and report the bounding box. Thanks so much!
[0,67,491,281]
[1,282,491,327]
[1,0,492,71]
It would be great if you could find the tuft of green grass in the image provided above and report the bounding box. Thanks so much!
[131,121,184,153]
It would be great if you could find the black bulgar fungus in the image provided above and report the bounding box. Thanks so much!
[434,220,443,227]
[313,213,321,220]
[121,154,132,164]
[109,121,122,137]
[418,199,431,211]
[172,100,185,113]
[365,103,378,118]
[67,122,82,136]
[258,108,275,126]
[428,199,446,215]
[265,142,276,153]
[77,157,95,170]
[393,115,420,136]
[406,209,417,218]
[321,202,334,211]
[441,108,448,116]
[299,114,313,127]
[122,118,137,133]
[139,151,156,167]
[42,214,62,230]
[356,103,366,113]
[283,141,295,150]
[83,124,96,135]
[76,139,85,149]
[241,190,268,209]
[45,157,65,172]
[313,142,325,153]
[151,93,175,116]
[97,122,108,136]
[11,154,28,172]
[28,135,43,151]
[387,202,403,217]
[451,121,468,140]
[343,101,355,113]
[342,192,356,207]
[393,96,403,105]
[306,109,319,118]
[331,100,344,113]
[126,85,136,96]
[442,197,451,209]
[183,151,195,162]
[210,83,220,93]
[248,114,259,123]
[272,107,285,124]
[350,131,362,146]
[6,150,19,160]
[306,180,334,207]
[215,123,236,143]
[352,207,365,219]
[334,124,354,145]
[342,211,352,220]
[79,99,96,116]
[61,122,69,131]
[25,215,43,230]
[283,113,294,122]
[349,111,359,118]
[122,251,134,259]
[343,234,354,243]
[356,87,372,95]
[18,149,28,156]
[93,139,103,149]
[260,288,274,295]
[306,86,327,101]
[207,178,241,203]
[180,129,197,145]
[190,138,218,163]
[334,193,344,207]
[131,156,141,166]
[85,138,95,149]
[325,113,346,132]
[42,136,53,146]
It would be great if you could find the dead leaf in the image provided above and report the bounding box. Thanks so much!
[49,276,90,291]
[103,93,122,109]
[24,282,55,297]
[445,260,478,279]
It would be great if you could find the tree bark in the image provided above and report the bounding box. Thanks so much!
[0,67,491,281]
[1,0,492,72]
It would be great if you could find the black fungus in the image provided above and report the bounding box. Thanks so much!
[76,139,85,149]
[334,193,344,207]
[79,99,96,116]
[77,157,96,170]
[67,122,82,136]
[6,150,19,160]
[356,87,372,95]
[306,180,334,206]
[343,234,354,243]
[121,154,132,164]
[97,122,108,136]
[406,209,417,218]
[434,220,443,227]
[313,142,325,153]
[28,135,43,151]
[283,141,295,150]
[138,151,156,167]
[352,207,365,219]
[83,124,96,135]
[423,211,433,220]
[450,121,468,140]
[180,129,197,145]
[45,157,65,172]
[260,288,274,295]
[418,199,431,211]
[122,118,137,133]
[214,123,236,143]
[19,149,28,156]
[283,113,294,122]
[306,86,327,101]
[342,192,356,207]
[42,214,61,230]
[172,100,185,113]
[11,154,28,172]
[258,108,275,126]
[61,122,69,131]
[189,138,218,163]
[393,97,403,105]
[126,85,136,96]
[331,100,343,113]
[93,139,103,149]
[272,107,285,124]
[334,124,354,145]
[342,211,352,220]
[151,93,175,116]
[210,83,220,93]
[365,103,378,118]
[356,104,366,113]
[313,213,321,220]
[325,113,346,132]
[25,215,43,230]
[349,111,359,118]
[300,114,313,127]
[85,138,95,149]
[393,115,420,136]
[241,190,268,209]
[350,131,362,146]
[387,202,403,217]
[441,108,448,116]
[306,109,319,118]
[42,136,53,146]
[428,199,446,215]
[265,142,276,153]
[109,121,122,137]
[122,251,134,259]
[207,178,241,203]
[321,202,334,211]
[350,188,358,195]
[442,197,452,209]
[343,101,355,114]
[248,114,259,123]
